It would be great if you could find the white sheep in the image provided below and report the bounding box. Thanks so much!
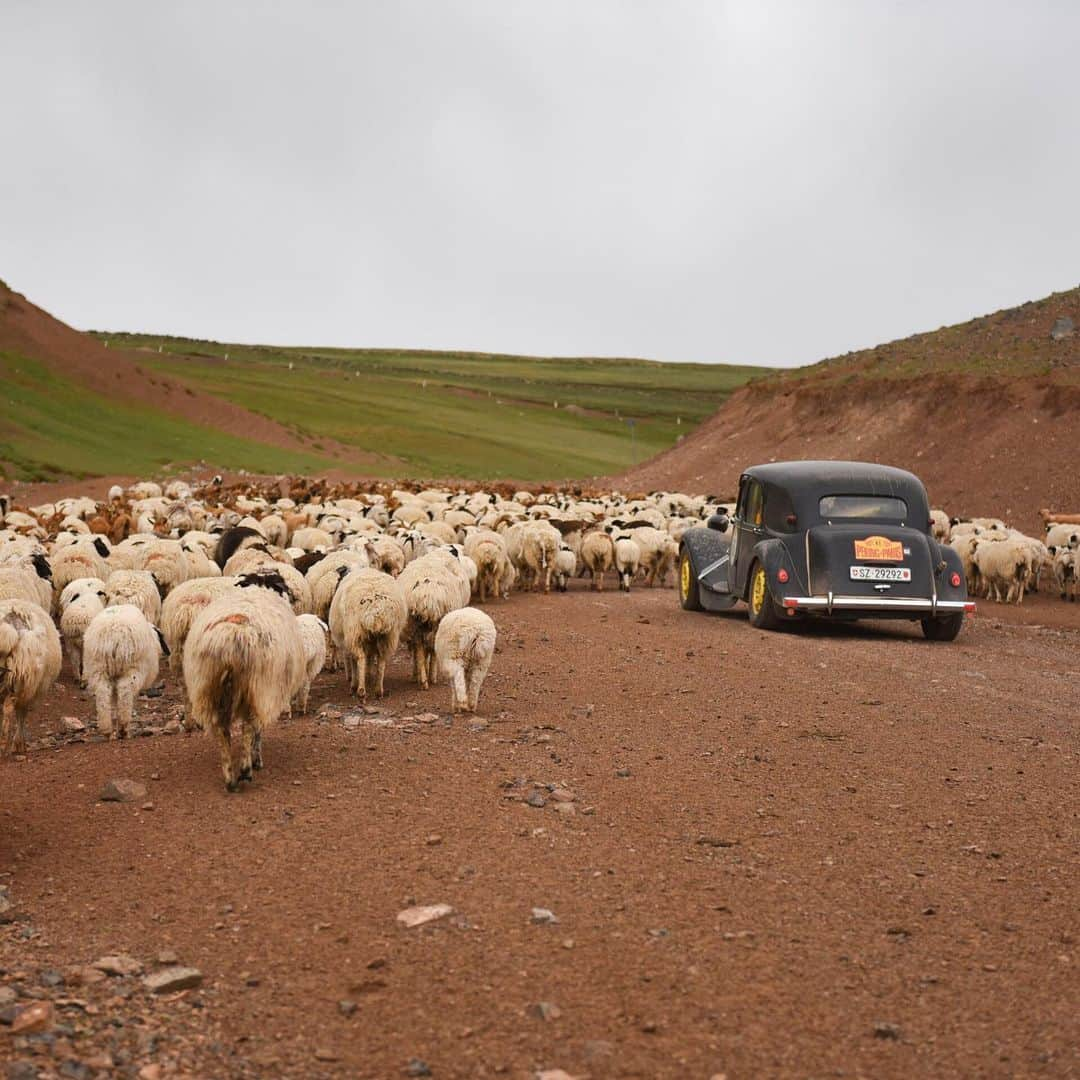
[1051,547,1076,601]
[105,569,163,623]
[435,607,497,714]
[463,529,510,603]
[553,543,577,592]
[59,584,107,685]
[83,605,167,739]
[972,538,1031,604]
[0,599,63,755]
[581,531,615,591]
[613,534,642,592]
[329,568,408,699]
[399,553,466,689]
[184,590,305,790]
[294,614,328,713]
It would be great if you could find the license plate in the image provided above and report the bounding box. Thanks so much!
[850,566,911,582]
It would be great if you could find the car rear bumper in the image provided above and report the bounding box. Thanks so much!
[781,596,975,615]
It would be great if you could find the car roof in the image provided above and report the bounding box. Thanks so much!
[741,461,930,524]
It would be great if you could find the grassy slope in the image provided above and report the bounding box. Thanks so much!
[95,335,770,481]
[0,351,334,481]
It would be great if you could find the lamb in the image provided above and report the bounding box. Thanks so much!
[49,538,110,600]
[972,538,1031,604]
[581,531,615,591]
[398,553,467,689]
[59,583,107,684]
[329,568,408,699]
[435,607,497,714]
[0,599,63,755]
[83,604,168,739]
[553,543,577,592]
[105,569,163,623]
[613,534,642,592]
[294,614,329,713]
[183,589,306,790]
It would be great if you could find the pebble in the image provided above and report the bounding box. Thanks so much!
[162,720,182,735]
[156,951,179,966]
[406,1060,432,1077]
[396,904,454,929]
[337,1000,358,1017]
[553,803,575,816]
[59,717,86,734]
[531,908,559,925]
[99,779,147,804]
[10,1000,54,1034]
[425,835,442,846]
[549,787,575,803]
[525,791,547,808]
[873,1021,901,1040]
[313,1049,338,1062]
[615,768,631,778]
[527,1001,562,1021]
[142,967,203,994]
[0,987,15,1007]
[92,954,142,977]
[536,1071,578,1080]
[141,802,155,812]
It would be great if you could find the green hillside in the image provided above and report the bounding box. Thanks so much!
[85,335,770,481]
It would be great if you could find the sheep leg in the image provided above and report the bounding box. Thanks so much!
[353,649,368,699]
[427,649,438,687]
[94,682,114,738]
[450,665,467,713]
[239,719,259,782]
[299,680,311,713]
[64,638,83,685]
[11,706,29,755]
[212,720,239,791]
[543,567,552,594]
[0,697,12,755]
[375,653,388,697]
[466,656,491,712]
[251,729,263,770]
[115,677,136,740]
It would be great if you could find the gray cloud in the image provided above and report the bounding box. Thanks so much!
[2,1,1077,366]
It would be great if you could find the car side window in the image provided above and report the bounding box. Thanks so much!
[745,480,764,527]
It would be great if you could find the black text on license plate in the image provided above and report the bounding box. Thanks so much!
[850,566,911,582]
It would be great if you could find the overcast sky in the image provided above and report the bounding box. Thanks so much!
[2,2,1077,367]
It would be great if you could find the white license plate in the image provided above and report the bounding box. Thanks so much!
[850,566,911,582]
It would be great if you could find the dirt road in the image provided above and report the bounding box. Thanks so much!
[2,587,1078,1078]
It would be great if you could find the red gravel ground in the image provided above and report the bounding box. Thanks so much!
[2,584,1078,1079]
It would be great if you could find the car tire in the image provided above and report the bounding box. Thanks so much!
[747,561,784,630]
[921,613,964,641]
[679,549,703,611]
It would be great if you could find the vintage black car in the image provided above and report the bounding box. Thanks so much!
[678,461,974,640]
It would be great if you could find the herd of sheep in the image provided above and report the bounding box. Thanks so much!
[0,479,1074,789]
[0,479,698,790]
[933,509,1079,606]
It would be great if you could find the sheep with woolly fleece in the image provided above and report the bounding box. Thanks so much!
[464,529,510,603]
[307,549,371,620]
[1045,523,1080,552]
[132,539,192,597]
[1051,547,1076,601]
[362,535,407,578]
[130,481,163,499]
[329,568,408,699]
[257,513,289,548]
[613,534,642,592]
[972,538,1031,604]
[399,553,467,690]
[183,589,306,790]
[291,526,334,553]
[553,543,577,592]
[59,582,107,684]
[423,546,472,607]
[948,533,983,595]
[213,525,267,569]
[83,604,168,739]
[179,537,221,579]
[581,530,615,591]
[107,534,156,571]
[929,509,950,541]
[105,569,162,623]
[0,555,53,611]
[294,614,329,713]
[514,523,558,594]
[50,538,111,600]
[0,599,62,755]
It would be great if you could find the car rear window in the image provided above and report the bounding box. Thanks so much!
[819,495,908,521]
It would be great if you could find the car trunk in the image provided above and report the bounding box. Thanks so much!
[806,523,935,600]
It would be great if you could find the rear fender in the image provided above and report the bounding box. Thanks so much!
[750,539,806,602]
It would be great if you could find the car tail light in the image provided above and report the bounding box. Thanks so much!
[786,514,797,527]
[777,568,789,584]
[783,598,799,609]
[950,572,961,588]
[964,602,976,613]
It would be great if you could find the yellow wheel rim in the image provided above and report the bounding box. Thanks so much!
[751,566,766,614]
[680,556,691,598]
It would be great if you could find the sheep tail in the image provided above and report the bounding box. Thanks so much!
[0,622,18,662]
[214,670,235,729]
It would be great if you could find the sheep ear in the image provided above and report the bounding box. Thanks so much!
[32,553,53,580]
[93,537,109,557]
[154,627,171,656]
[335,565,349,581]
